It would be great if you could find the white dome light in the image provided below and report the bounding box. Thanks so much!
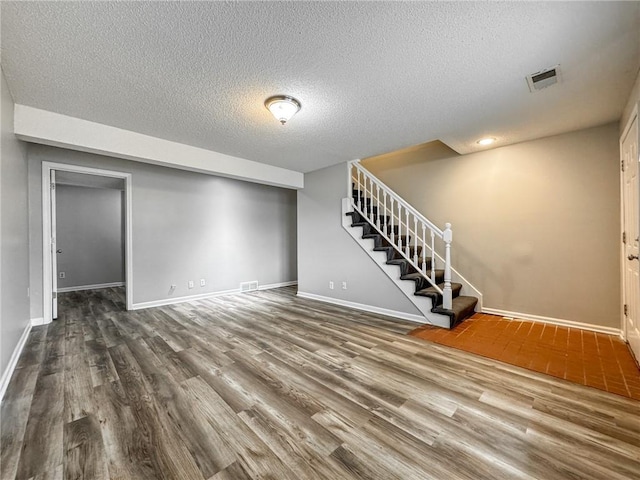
[264,95,301,125]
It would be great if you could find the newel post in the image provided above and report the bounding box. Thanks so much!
[443,223,453,310]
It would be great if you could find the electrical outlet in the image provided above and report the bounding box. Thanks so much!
[329,281,334,289]
[59,272,65,279]
[200,279,206,287]
[188,280,194,289]
[342,281,347,290]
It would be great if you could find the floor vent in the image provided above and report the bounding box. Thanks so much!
[526,65,561,92]
[240,281,259,292]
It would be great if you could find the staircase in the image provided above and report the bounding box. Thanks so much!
[342,161,481,329]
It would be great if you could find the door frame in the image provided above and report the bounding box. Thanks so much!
[50,169,58,319]
[42,161,133,323]
[620,102,639,341]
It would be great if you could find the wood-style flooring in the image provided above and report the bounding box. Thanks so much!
[1,286,639,480]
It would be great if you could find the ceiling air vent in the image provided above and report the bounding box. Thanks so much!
[526,65,561,92]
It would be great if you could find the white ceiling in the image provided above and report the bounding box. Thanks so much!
[1,1,639,174]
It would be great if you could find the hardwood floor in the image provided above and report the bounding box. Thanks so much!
[2,286,639,479]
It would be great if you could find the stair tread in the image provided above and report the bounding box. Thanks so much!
[433,295,477,313]
[415,283,462,296]
[400,270,444,280]
[387,256,431,265]
[386,258,405,265]
[347,212,390,224]
[432,296,478,327]
[385,246,422,251]
[366,234,410,241]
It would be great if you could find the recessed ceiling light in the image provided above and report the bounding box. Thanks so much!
[477,137,496,146]
[264,95,301,125]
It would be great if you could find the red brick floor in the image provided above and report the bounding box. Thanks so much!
[409,313,640,400]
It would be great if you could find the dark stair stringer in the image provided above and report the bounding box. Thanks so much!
[346,206,478,328]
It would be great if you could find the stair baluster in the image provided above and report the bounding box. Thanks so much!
[422,224,426,275]
[414,216,418,266]
[383,191,387,233]
[357,169,362,212]
[363,174,368,221]
[390,197,394,241]
[397,202,403,252]
[430,230,436,285]
[368,176,373,224]
[405,208,409,258]
[376,184,380,229]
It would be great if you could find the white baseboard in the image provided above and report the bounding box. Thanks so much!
[131,281,298,310]
[57,282,125,293]
[258,280,298,290]
[296,291,426,324]
[482,307,621,336]
[132,288,241,310]
[0,322,32,401]
[31,317,45,327]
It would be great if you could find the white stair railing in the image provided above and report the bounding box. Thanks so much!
[348,160,453,309]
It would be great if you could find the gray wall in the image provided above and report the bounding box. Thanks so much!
[362,123,621,328]
[56,185,124,289]
[28,145,297,317]
[1,66,30,379]
[297,161,420,315]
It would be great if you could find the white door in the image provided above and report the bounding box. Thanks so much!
[51,170,58,320]
[622,113,639,362]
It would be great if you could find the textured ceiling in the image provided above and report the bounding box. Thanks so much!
[1,1,639,173]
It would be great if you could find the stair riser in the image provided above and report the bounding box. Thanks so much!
[399,259,433,276]
[349,211,390,227]
[352,198,392,212]
[351,197,368,209]
[418,277,438,291]
[416,284,463,306]
[351,211,404,237]
[374,246,423,263]
[433,296,478,328]
[392,246,422,260]
[410,274,444,291]
[361,223,389,239]
[350,200,380,215]
[352,194,374,205]
[377,236,411,249]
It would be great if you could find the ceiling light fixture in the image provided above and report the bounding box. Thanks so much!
[477,137,496,146]
[264,95,301,125]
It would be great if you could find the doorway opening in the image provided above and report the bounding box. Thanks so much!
[42,162,133,323]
